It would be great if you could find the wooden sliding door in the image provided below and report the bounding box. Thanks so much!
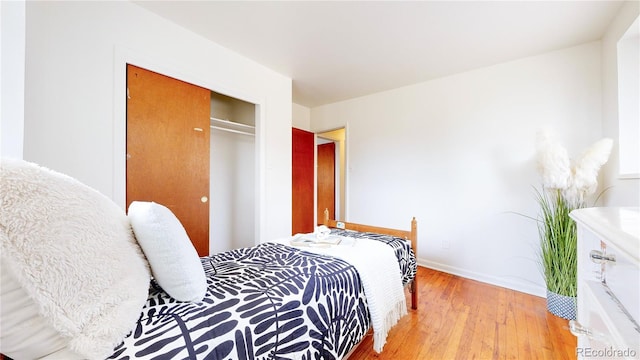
[126,64,211,256]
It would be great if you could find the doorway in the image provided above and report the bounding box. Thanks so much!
[316,128,345,223]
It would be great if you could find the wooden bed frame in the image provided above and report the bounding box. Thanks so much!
[323,209,418,310]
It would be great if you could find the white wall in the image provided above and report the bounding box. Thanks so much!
[293,103,311,130]
[601,1,640,206]
[210,129,255,253]
[311,42,604,296]
[0,0,25,159]
[23,1,292,244]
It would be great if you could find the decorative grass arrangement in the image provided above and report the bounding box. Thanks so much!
[536,187,578,297]
[534,130,612,317]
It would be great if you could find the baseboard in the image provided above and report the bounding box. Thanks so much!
[417,258,546,298]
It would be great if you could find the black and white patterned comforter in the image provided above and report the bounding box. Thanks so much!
[109,243,369,360]
[109,234,416,360]
[328,229,417,286]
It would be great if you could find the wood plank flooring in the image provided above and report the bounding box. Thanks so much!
[348,266,577,359]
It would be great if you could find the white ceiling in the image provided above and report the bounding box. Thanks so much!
[134,1,624,108]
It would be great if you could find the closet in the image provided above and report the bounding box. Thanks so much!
[126,64,256,256]
[209,93,256,254]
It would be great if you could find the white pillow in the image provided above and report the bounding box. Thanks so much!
[1,261,83,360]
[0,158,151,360]
[128,201,207,302]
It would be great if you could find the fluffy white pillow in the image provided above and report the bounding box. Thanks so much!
[1,261,84,359]
[128,201,207,302]
[0,158,151,360]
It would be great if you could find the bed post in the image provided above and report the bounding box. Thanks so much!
[410,217,418,310]
[323,208,330,226]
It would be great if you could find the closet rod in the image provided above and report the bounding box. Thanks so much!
[210,125,254,136]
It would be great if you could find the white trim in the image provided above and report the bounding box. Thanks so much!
[619,173,640,180]
[255,102,266,245]
[344,122,350,220]
[314,133,318,226]
[416,257,546,298]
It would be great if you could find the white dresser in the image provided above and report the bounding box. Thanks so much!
[570,207,640,359]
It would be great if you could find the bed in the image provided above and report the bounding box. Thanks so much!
[322,209,418,311]
[0,159,418,360]
[108,214,418,359]
[109,242,370,359]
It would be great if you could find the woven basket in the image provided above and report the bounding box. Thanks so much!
[546,290,576,320]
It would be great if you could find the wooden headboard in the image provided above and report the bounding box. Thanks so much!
[322,209,419,309]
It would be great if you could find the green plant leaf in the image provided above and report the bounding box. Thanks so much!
[535,188,579,297]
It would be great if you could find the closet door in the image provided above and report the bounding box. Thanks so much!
[292,128,315,234]
[126,64,211,256]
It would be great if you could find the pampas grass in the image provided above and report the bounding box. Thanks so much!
[535,131,613,297]
[564,138,614,207]
[536,130,571,190]
[536,188,578,296]
[536,131,613,207]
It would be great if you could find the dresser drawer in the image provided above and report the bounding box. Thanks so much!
[576,280,639,358]
[602,239,640,325]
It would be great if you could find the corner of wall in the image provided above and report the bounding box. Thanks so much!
[292,102,311,130]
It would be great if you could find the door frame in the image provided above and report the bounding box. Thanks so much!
[112,46,266,245]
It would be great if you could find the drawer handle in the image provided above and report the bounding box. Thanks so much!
[590,250,616,264]
[569,320,592,337]
[569,320,610,343]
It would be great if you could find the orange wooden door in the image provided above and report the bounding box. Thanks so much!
[126,64,211,256]
[317,142,335,224]
[292,128,315,234]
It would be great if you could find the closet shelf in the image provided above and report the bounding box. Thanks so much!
[210,117,255,136]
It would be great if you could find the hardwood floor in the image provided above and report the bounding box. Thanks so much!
[348,266,577,360]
